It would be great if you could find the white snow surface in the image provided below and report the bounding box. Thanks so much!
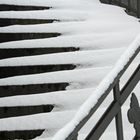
[0,32,138,49]
[0,88,95,111]
[0,0,140,139]
[52,35,140,140]
[0,66,111,86]
[0,110,76,131]
[0,48,125,67]
[0,0,100,8]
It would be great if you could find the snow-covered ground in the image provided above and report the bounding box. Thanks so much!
[0,0,139,140]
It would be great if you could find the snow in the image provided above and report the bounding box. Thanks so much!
[0,0,139,139]
[0,88,95,111]
[0,20,139,35]
[0,110,76,132]
[0,0,139,51]
[0,48,125,67]
[0,0,100,8]
[0,32,138,49]
[0,9,90,21]
[52,35,140,140]
[0,66,111,86]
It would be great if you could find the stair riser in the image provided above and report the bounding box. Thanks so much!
[0,130,44,140]
[0,18,57,27]
[0,105,54,118]
[0,65,76,78]
[0,83,69,97]
[0,4,50,11]
[0,33,61,43]
[0,47,79,59]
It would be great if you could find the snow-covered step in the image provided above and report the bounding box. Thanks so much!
[0,110,76,139]
[0,4,50,11]
[0,32,138,49]
[0,4,138,22]
[0,129,45,140]
[0,67,110,97]
[0,48,124,78]
[0,0,139,140]
[0,110,76,131]
[1,21,139,34]
[0,47,79,59]
[0,67,111,86]
[0,18,57,27]
[0,88,95,111]
[0,9,89,21]
[0,48,124,66]
[0,33,61,43]
[0,0,100,8]
[0,110,76,138]
[0,104,54,119]
[0,64,76,78]
[0,88,93,125]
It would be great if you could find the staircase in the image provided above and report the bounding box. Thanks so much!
[0,0,139,140]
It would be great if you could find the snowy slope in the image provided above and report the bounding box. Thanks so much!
[0,0,139,140]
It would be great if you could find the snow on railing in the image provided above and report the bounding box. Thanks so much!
[52,35,140,140]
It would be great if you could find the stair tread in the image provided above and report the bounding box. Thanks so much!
[0,32,135,49]
[0,48,124,66]
[0,0,139,140]
[0,9,87,20]
[0,67,111,86]
[0,88,95,108]
[0,110,76,131]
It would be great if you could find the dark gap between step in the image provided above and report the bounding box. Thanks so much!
[0,47,79,59]
[0,64,76,78]
[0,105,54,118]
[0,4,50,11]
[0,18,58,27]
[0,33,61,43]
[0,83,69,97]
[0,129,45,140]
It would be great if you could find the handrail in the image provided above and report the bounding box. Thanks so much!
[53,35,140,140]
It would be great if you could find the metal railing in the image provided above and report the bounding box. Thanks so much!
[64,39,140,139]
[128,93,140,140]
[101,0,140,18]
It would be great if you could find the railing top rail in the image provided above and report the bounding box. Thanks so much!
[52,35,140,140]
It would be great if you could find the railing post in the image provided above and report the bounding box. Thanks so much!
[137,0,140,18]
[72,133,78,140]
[128,93,140,140]
[127,0,131,12]
[113,82,124,140]
[119,0,122,6]
[108,0,112,4]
